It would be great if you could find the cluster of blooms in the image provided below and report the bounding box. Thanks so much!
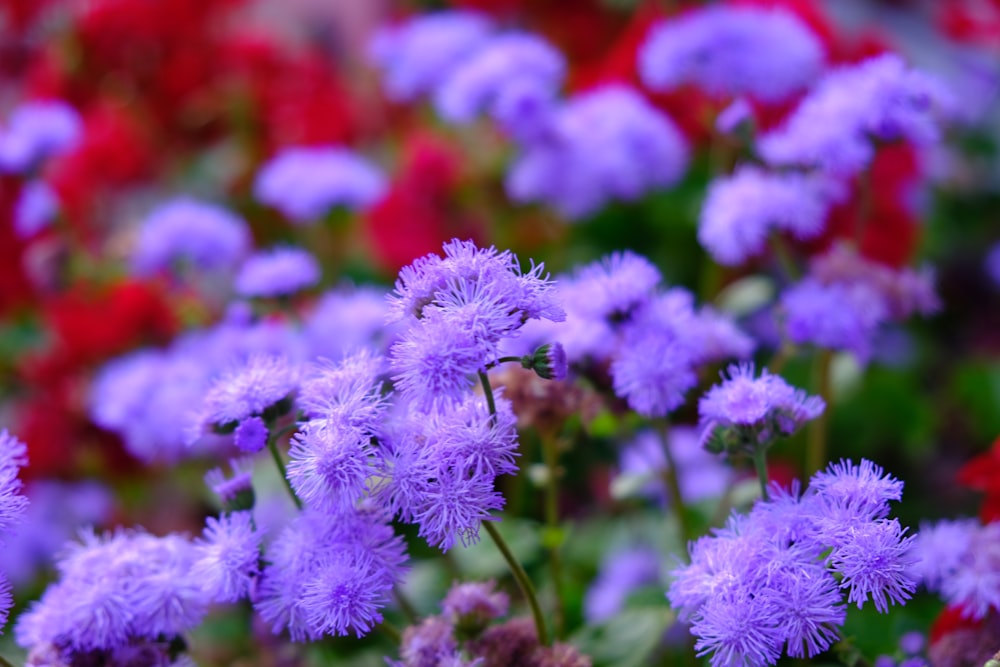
[669,459,917,667]
[915,519,1000,620]
[0,431,29,632]
[391,580,590,667]
[15,512,261,664]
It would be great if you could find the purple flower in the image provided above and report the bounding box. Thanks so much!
[698,363,824,453]
[506,85,689,220]
[759,54,953,176]
[14,180,59,238]
[304,286,393,360]
[205,459,255,509]
[370,12,494,102]
[808,459,904,524]
[235,247,322,298]
[691,593,786,667]
[131,198,251,276]
[915,520,1000,620]
[829,519,917,613]
[585,546,661,623]
[253,147,386,223]
[191,511,262,603]
[0,430,29,540]
[442,581,509,626]
[0,101,81,173]
[234,416,268,454]
[434,32,564,140]
[563,251,661,324]
[781,278,888,362]
[616,428,732,505]
[287,418,378,513]
[255,507,407,641]
[638,5,824,103]
[698,166,839,266]
[194,354,298,435]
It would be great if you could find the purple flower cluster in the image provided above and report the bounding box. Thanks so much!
[506,85,689,219]
[914,519,1000,620]
[388,239,564,408]
[235,247,322,298]
[669,459,916,667]
[780,245,940,362]
[698,363,824,455]
[585,546,661,624]
[759,54,953,177]
[15,513,261,660]
[131,198,252,277]
[0,101,81,173]
[253,146,386,223]
[1,430,29,633]
[698,166,841,266]
[638,5,825,103]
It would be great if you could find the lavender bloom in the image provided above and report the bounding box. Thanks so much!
[759,54,953,176]
[638,5,824,103]
[442,581,509,628]
[1,430,28,633]
[14,180,59,238]
[563,251,661,324]
[388,240,563,408]
[205,459,255,510]
[190,511,262,604]
[669,459,914,667]
[234,247,322,298]
[255,506,407,640]
[196,353,298,430]
[0,101,81,173]
[698,363,824,454]
[397,616,461,667]
[234,416,268,454]
[15,529,213,654]
[434,33,565,140]
[254,147,386,223]
[915,520,1000,620]
[131,199,251,276]
[584,546,661,623]
[370,12,494,102]
[781,278,888,362]
[507,85,689,220]
[698,166,838,266]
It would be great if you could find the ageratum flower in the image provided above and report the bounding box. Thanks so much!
[205,459,255,510]
[253,147,386,223]
[781,278,888,362]
[0,101,81,173]
[915,520,1000,620]
[370,11,494,102]
[585,546,661,623]
[0,430,28,633]
[434,32,565,140]
[194,354,299,436]
[235,247,322,298]
[14,180,59,238]
[698,166,839,266]
[638,5,824,103]
[131,198,251,276]
[759,54,953,176]
[506,85,689,220]
[669,459,916,667]
[698,363,824,455]
[190,511,262,604]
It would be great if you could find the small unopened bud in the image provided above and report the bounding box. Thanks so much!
[206,460,256,512]
[522,342,567,381]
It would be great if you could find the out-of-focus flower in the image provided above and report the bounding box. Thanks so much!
[915,520,1000,620]
[781,278,888,362]
[585,546,661,623]
[234,247,321,298]
[13,180,59,238]
[370,11,494,102]
[131,198,251,277]
[0,101,81,173]
[638,5,824,103]
[253,147,386,224]
[507,85,688,219]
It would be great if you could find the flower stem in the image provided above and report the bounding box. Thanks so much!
[393,586,420,625]
[805,349,834,476]
[267,432,303,510]
[751,450,771,502]
[540,430,567,638]
[378,620,402,644]
[478,370,550,646]
[656,422,694,545]
[483,521,550,646]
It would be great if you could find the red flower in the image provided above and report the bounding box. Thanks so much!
[958,435,1000,523]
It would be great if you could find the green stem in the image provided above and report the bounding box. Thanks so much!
[268,434,303,510]
[483,521,549,646]
[0,655,15,667]
[805,350,834,477]
[540,431,566,638]
[752,450,771,502]
[656,423,694,546]
[766,341,796,376]
[378,620,402,644]
[478,370,550,646]
[769,234,800,282]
